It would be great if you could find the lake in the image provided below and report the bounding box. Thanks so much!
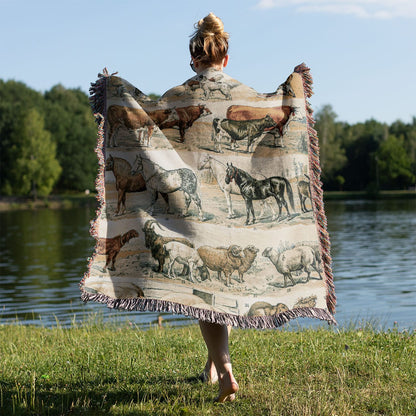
[0,198,415,330]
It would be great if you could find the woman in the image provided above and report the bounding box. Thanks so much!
[84,10,336,406]
[187,13,238,404]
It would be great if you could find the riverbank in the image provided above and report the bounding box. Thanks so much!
[0,193,98,211]
[1,322,414,415]
[323,190,416,200]
[0,190,415,211]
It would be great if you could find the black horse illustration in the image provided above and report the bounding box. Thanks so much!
[225,163,294,225]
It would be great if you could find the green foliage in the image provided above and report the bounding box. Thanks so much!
[44,85,97,191]
[8,108,61,197]
[0,80,96,195]
[314,105,347,184]
[147,92,161,101]
[0,80,45,195]
[314,105,416,191]
[376,135,415,189]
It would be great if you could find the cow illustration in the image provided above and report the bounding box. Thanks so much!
[107,105,155,147]
[212,115,277,153]
[157,104,211,142]
[226,105,297,147]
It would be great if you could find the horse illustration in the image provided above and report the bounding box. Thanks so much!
[131,154,205,220]
[298,175,312,213]
[198,154,278,220]
[200,75,232,100]
[105,155,149,215]
[225,163,295,225]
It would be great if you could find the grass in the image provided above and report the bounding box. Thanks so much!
[0,320,415,416]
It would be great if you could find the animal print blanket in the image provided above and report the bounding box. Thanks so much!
[80,64,336,328]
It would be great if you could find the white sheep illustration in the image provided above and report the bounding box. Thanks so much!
[163,241,205,283]
[262,245,322,287]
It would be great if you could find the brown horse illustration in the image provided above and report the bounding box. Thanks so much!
[105,155,148,215]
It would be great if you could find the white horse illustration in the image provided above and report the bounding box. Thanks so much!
[132,154,205,220]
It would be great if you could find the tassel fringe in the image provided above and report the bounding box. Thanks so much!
[295,63,336,314]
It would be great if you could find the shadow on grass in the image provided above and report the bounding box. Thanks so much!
[1,374,209,416]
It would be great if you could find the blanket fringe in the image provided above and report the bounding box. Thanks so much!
[295,63,336,314]
[80,64,337,328]
[80,70,110,294]
[81,290,337,329]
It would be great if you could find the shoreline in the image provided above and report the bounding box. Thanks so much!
[323,190,416,200]
[0,193,98,211]
[0,190,414,212]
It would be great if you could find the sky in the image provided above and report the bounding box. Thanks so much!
[1,0,415,125]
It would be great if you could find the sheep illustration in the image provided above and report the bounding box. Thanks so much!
[197,245,243,286]
[262,245,322,287]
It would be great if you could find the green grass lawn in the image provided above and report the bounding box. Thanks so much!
[0,320,415,415]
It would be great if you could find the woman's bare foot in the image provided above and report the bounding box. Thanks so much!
[199,357,218,384]
[215,372,239,403]
[199,369,218,384]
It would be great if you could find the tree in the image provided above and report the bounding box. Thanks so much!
[10,108,61,197]
[376,135,415,189]
[148,93,161,101]
[341,119,388,191]
[314,105,347,188]
[44,85,97,191]
[390,117,416,182]
[0,80,45,194]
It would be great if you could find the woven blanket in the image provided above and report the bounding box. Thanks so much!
[80,63,336,328]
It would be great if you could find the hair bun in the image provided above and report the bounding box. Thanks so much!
[197,12,227,38]
[189,13,229,65]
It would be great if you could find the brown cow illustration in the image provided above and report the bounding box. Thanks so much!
[147,108,178,126]
[107,105,155,147]
[226,105,296,147]
[159,104,212,142]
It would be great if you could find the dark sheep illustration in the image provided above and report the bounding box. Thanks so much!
[142,220,194,273]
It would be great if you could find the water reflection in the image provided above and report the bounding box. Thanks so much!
[324,199,416,330]
[0,198,415,330]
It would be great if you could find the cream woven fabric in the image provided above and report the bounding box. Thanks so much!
[81,64,336,328]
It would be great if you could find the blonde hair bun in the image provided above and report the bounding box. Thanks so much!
[196,12,228,39]
[190,13,229,65]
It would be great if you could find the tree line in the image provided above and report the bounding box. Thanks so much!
[315,105,415,191]
[0,80,101,198]
[0,80,415,197]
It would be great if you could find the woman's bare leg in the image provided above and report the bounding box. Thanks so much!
[200,325,232,384]
[200,354,218,384]
[199,321,239,402]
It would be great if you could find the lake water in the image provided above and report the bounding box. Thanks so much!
[0,198,415,330]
